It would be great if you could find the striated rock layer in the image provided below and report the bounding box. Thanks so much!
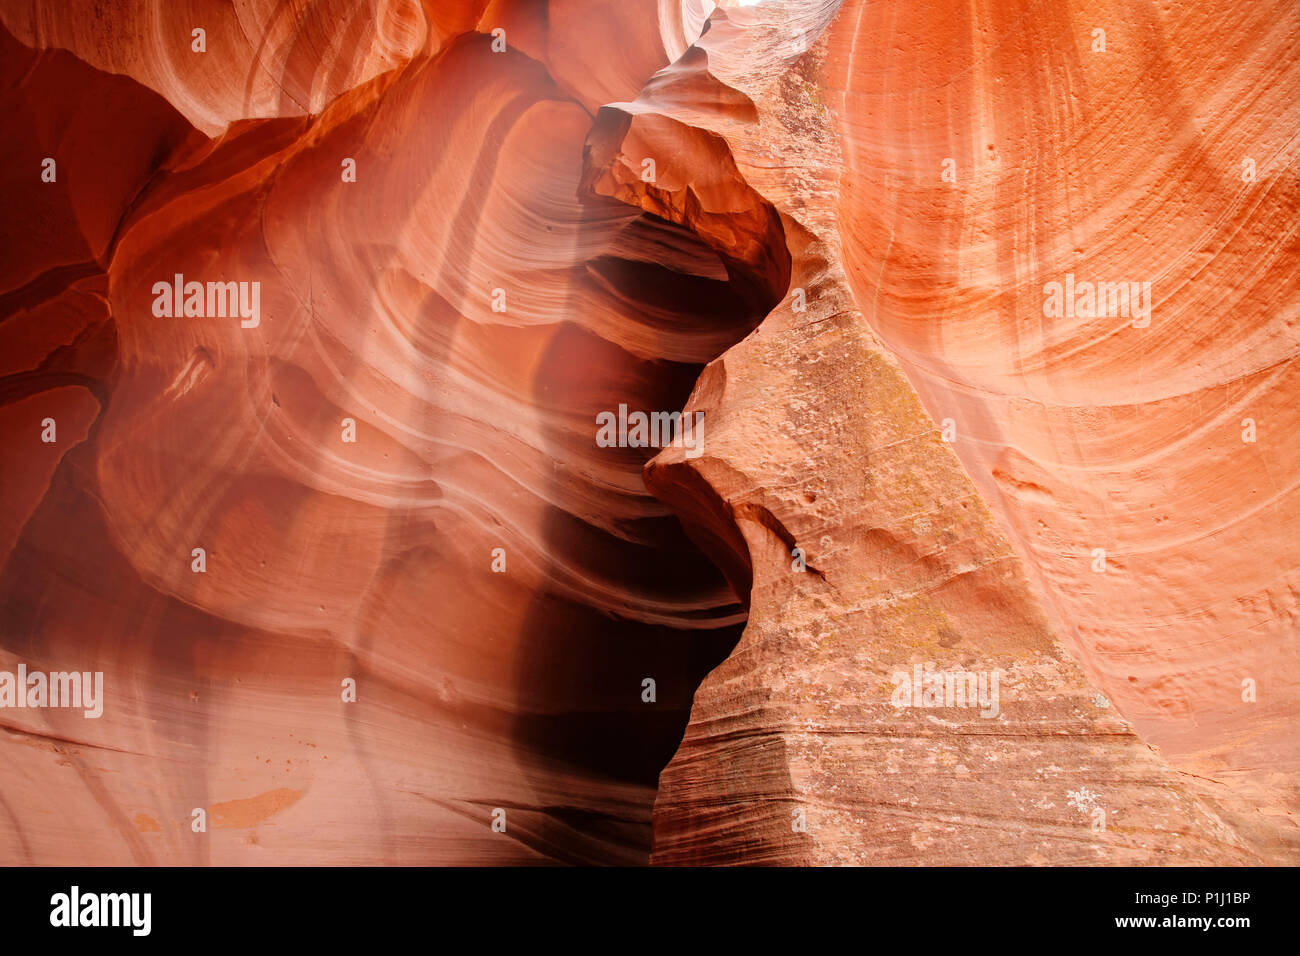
[1,0,757,865]
[1,0,1295,865]
[618,0,1296,863]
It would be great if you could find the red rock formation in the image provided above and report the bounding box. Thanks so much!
[0,0,1294,865]
[589,0,1296,863]
[0,2,754,865]
[825,0,1300,859]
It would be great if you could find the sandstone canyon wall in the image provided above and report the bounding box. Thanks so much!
[0,0,1295,865]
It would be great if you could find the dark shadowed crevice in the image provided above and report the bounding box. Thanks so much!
[504,96,792,862]
[508,169,789,863]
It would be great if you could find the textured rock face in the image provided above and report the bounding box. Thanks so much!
[1,0,1295,865]
[591,0,1296,863]
[823,0,1300,859]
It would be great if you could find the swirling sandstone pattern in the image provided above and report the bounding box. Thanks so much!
[0,0,1294,865]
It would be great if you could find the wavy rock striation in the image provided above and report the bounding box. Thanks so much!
[587,0,1296,863]
[0,0,1295,865]
[0,1,761,865]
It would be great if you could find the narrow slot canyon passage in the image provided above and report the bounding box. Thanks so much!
[0,15,791,865]
[511,203,789,863]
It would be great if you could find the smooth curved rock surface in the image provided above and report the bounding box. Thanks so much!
[823,0,1300,860]
[0,0,1295,865]
[0,3,754,865]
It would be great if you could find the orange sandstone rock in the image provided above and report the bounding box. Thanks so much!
[0,0,1294,866]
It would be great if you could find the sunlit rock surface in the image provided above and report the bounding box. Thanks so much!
[0,0,1294,864]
